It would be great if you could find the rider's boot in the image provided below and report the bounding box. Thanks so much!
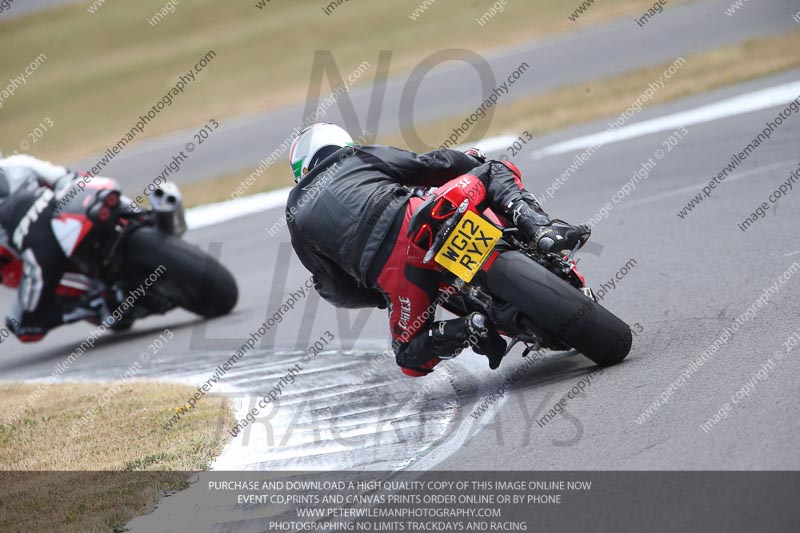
[5,301,62,342]
[532,220,592,254]
[63,291,114,326]
[506,194,591,254]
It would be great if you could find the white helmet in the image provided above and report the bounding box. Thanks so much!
[289,123,354,182]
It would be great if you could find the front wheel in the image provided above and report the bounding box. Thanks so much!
[486,251,631,366]
[119,227,238,318]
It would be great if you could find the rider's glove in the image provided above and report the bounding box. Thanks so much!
[464,148,487,164]
[465,313,507,370]
[428,313,504,368]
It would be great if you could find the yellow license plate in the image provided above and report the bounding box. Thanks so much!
[435,210,502,282]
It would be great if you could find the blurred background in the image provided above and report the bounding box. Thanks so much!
[2,2,800,530]
[2,0,797,206]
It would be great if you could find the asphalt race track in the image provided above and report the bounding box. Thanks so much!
[3,67,799,471]
[1,0,800,530]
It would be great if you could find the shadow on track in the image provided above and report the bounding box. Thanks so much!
[0,315,220,374]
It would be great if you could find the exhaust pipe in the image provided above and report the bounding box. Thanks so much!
[149,181,187,236]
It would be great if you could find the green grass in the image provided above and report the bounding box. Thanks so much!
[0,0,676,162]
[0,381,234,532]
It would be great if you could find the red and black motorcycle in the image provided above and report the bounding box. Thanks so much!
[407,174,632,366]
[0,177,238,336]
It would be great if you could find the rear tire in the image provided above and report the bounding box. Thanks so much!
[120,227,238,318]
[486,251,631,366]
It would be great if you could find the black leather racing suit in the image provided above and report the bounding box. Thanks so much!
[287,145,539,375]
[0,155,76,341]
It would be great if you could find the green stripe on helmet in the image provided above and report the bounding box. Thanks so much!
[292,158,305,180]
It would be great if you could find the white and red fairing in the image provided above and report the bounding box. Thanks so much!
[0,176,119,297]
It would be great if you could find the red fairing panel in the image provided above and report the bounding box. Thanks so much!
[570,260,587,286]
[438,174,487,210]
[0,246,22,288]
[51,213,94,259]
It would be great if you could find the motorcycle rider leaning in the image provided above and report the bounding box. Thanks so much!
[0,154,106,341]
[286,123,591,377]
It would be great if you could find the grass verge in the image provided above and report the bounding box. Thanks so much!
[177,31,800,208]
[0,381,233,532]
[0,0,675,162]
[385,30,800,152]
